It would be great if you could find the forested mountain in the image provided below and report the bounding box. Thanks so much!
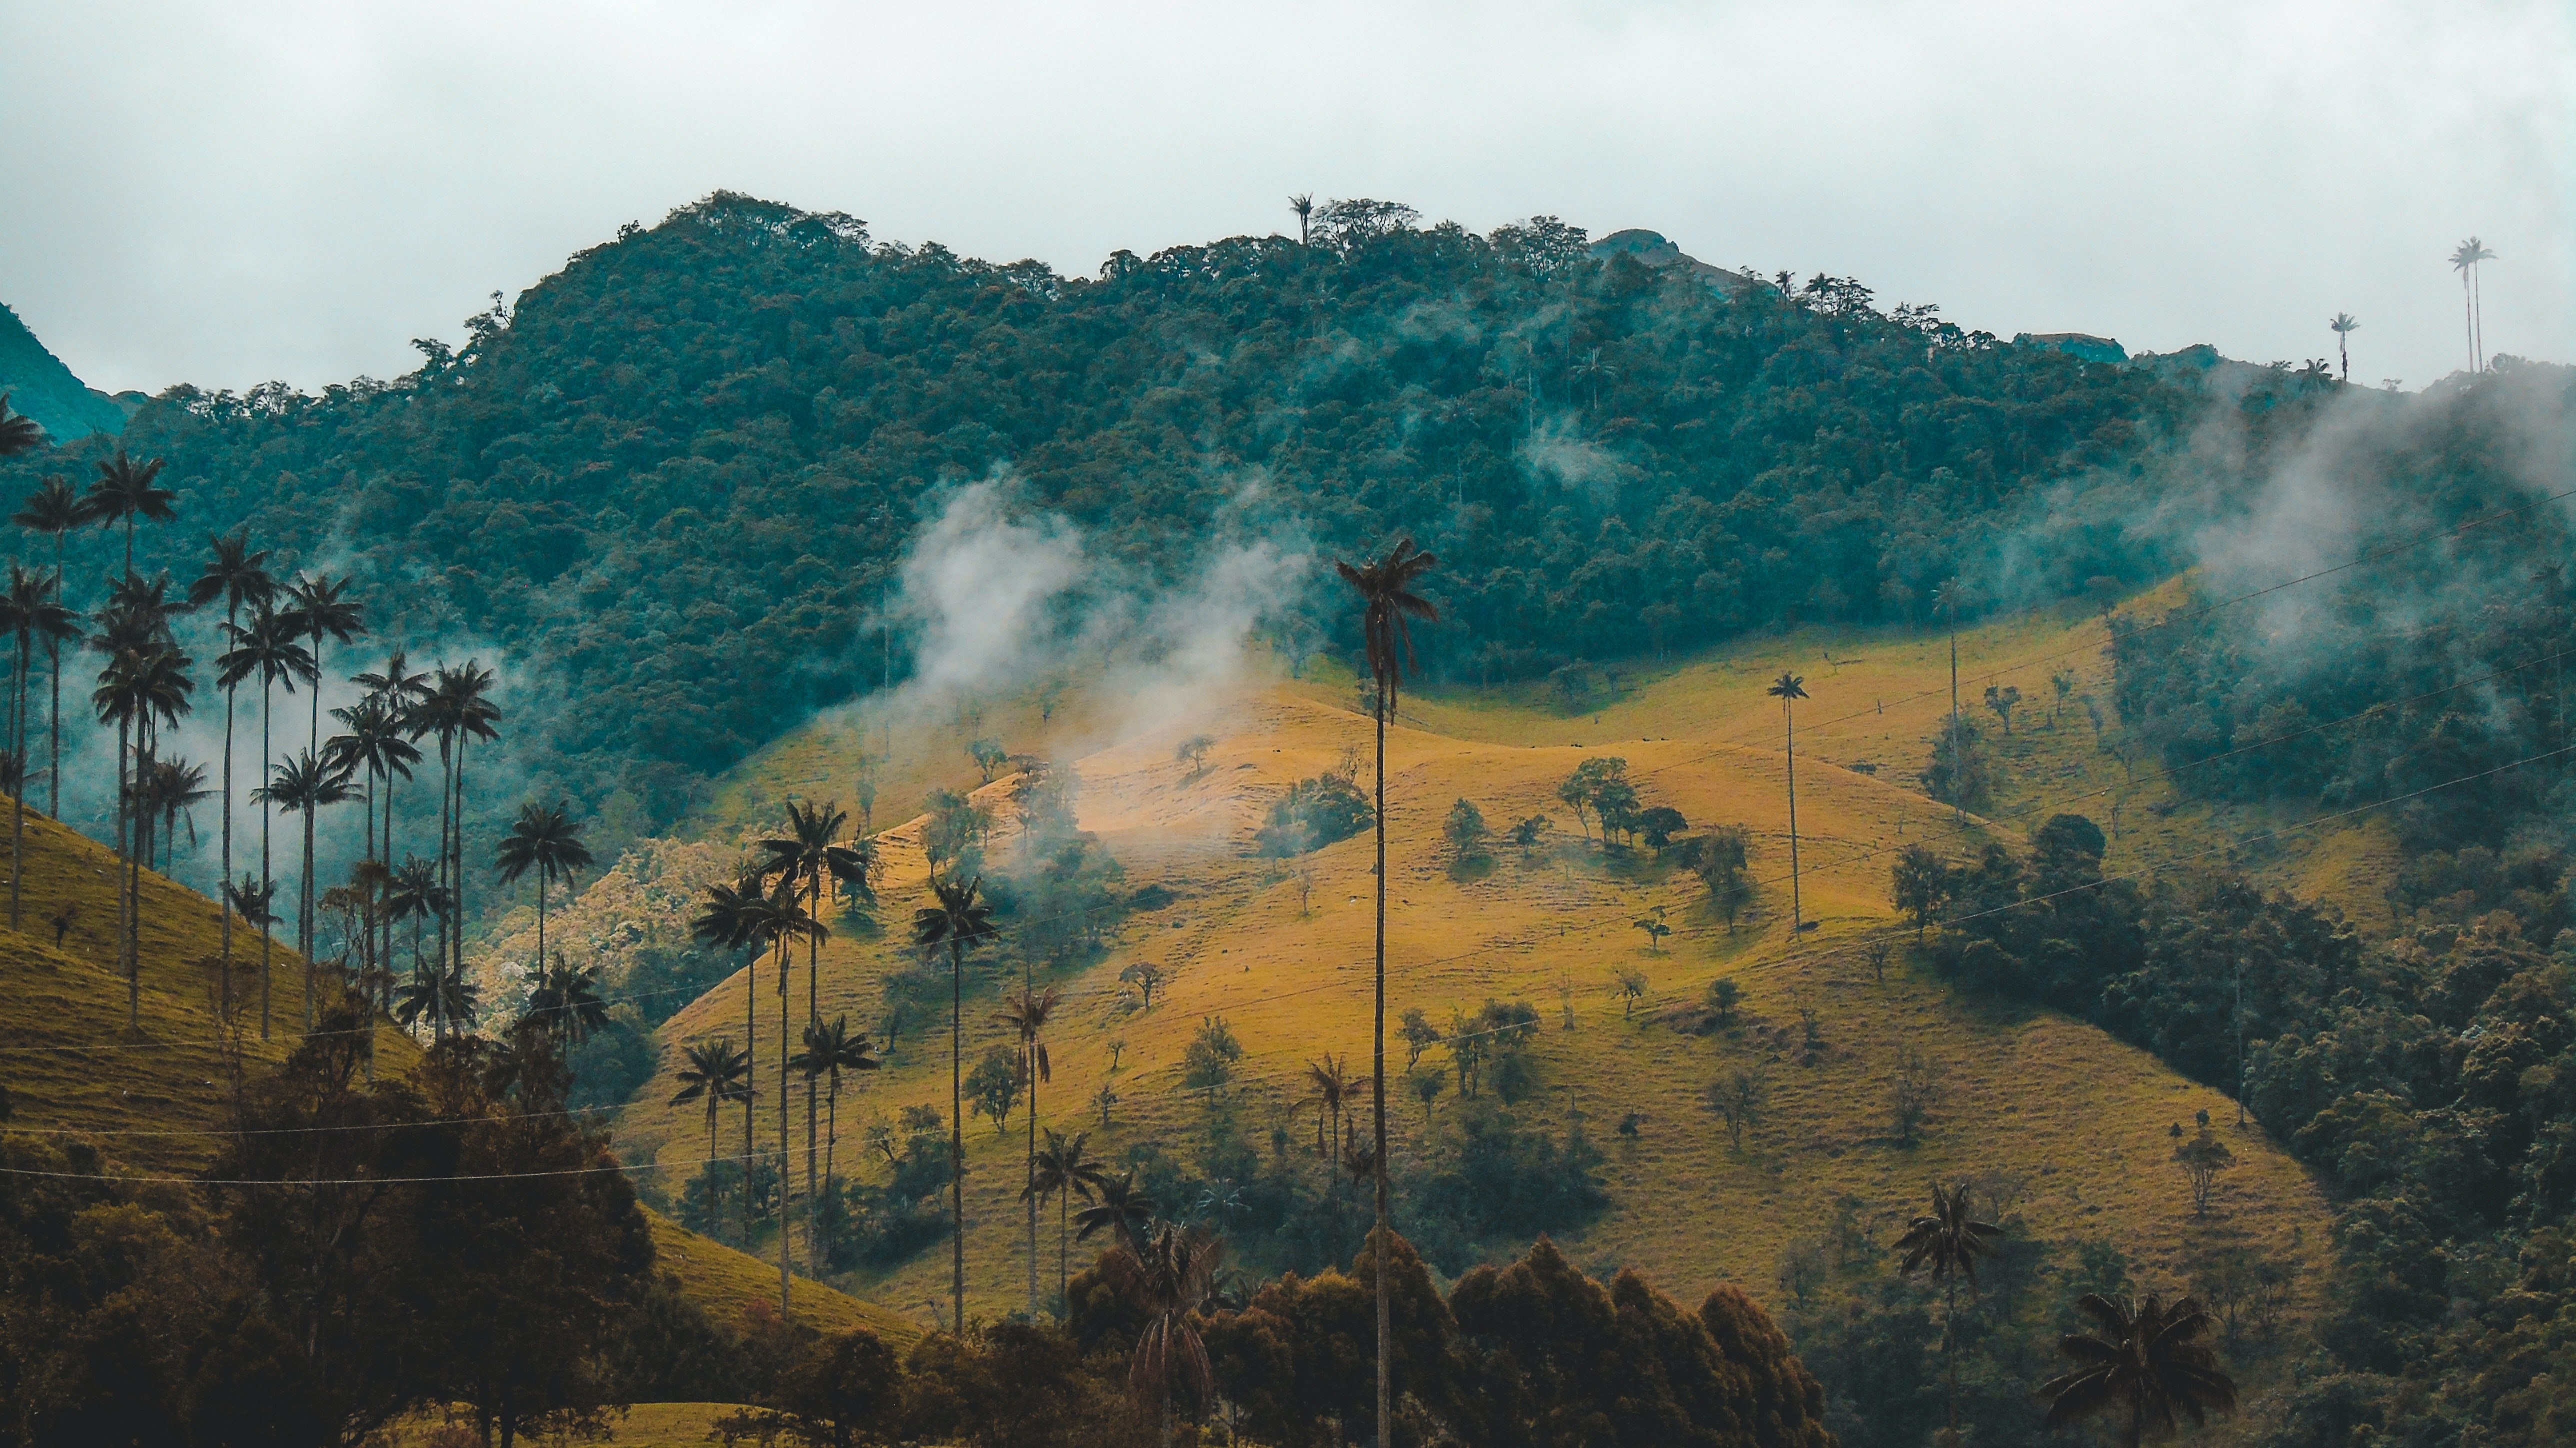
[0,303,127,444]
[0,192,2202,834]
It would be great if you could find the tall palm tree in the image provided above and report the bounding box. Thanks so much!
[16,476,92,818]
[1301,1054,1365,1162]
[496,800,592,974]
[2038,1294,2238,1448]
[218,606,314,1038]
[1767,672,1810,932]
[1108,1224,1223,1448]
[1895,1181,2003,1438]
[256,748,354,1030]
[2329,313,2360,384]
[2450,238,2497,373]
[760,798,878,1272]
[280,574,365,788]
[426,664,499,986]
[1333,535,1438,1448]
[1290,194,1316,246]
[1,564,72,928]
[0,395,43,458]
[352,652,431,925]
[145,756,210,874]
[189,528,276,982]
[326,694,418,988]
[84,450,176,576]
[1932,579,1968,824]
[996,985,1062,1314]
[792,1015,882,1276]
[673,1038,756,1244]
[1026,1128,1107,1313]
[1074,1170,1158,1252]
[384,857,442,1002]
[91,640,192,1028]
[914,872,998,1333]
[696,870,816,1297]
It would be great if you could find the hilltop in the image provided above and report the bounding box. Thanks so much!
[0,302,128,444]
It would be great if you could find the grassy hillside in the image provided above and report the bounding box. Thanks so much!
[0,796,914,1348]
[608,600,2350,1353]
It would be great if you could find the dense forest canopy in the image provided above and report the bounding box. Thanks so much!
[0,192,2207,836]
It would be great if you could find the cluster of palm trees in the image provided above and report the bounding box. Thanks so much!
[686,800,884,1313]
[0,434,509,1048]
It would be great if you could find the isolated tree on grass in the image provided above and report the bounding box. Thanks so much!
[1896,1181,2002,1440]
[1767,672,1810,930]
[1690,826,1754,930]
[2038,1293,2238,1448]
[1892,845,1952,938]
[914,872,997,1334]
[1334,534,1438,1448]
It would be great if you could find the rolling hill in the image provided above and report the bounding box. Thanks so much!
[0,790,916,1349]
[599,595,2348,1362]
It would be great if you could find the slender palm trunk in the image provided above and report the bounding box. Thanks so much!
[10,632,28,931]
[778,934,792,1316]
[118,716,136,1028]
[1948,626,1963,824]
[1944,1278,1960,1436]
[302,804,318,1030]
[1027,1026,1040,1316]
[808,868,824,1281]
[820,1082,840,1280]
[950,938,966,1334]
[220,604,238,997]
[2464,270,2478,374]
[1059,1185,1072,1312]
[1372,692,1392,1448]
[2474,264,2486,373]
[742,1076,757,1254]
[1784,700,1802,930]
[260,684,274,1039]
[47,536,62,819]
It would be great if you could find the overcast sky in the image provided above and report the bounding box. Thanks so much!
[4,1,2568,397]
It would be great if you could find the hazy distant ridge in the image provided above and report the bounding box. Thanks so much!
[0,302,127,443]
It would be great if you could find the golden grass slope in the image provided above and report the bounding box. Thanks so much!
[0,796,912,1348]
[613,598,2360,1342]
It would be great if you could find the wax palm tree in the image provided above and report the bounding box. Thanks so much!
[2039,1293,2238,1448]
[92,641,193,1026]
[280,572,364,780]
[914,872,998,1332]
[326,694,418,981]
[1074,1170,1158,1252]
[1932,579,1968,823]
[354,651,430,974]
[1896,1181,2003,1438]
[1108,1224,1223,1448]
[0,396,42,458]
[2,564,73,928]
[189,528,276,980]
[2451,238,2497,373]
[84,450,176,574]
[384,856,446,1020]
[145,756,210,874]
[792,1014,882,1276]
[1334,534,1438,1448]
[1026,1128,1107,1312]
[1300,1053,1366,1162]
[695,870,815,1291]
[759,798,878,1272]
[1290,194,1316,246]
[2329,313,2360,384]
[256,748,354,1030]
[672,1036,756,1243]
[417,662,500,987]
[522,951,610,1054]
[15,476,92,818]
[1767,672,1810,932]
[224,874,276,1018]
[1572,346,1618,412]
[996,984,1062,1314]
[496,800,592,974]
[219,604,314,1038]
